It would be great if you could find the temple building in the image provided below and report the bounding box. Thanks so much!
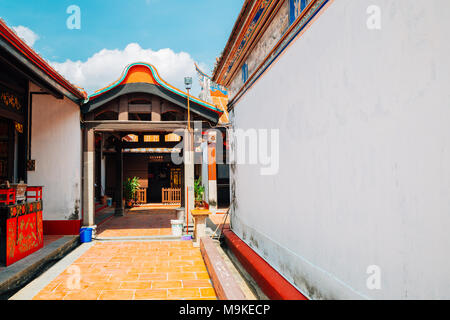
[0,19,229,268]
[81,62,227,226]
[213,0,450,299]
[0,19,86,265]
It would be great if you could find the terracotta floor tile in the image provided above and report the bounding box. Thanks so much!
[135,289,168,300]
[63,290,102,300]
[32,210,218,301]
[182,265,208,273]
[168,288,201,299]
[169,261,194,267]
[182,280,213,288]
[151,280,182,289]
[196,272,211,280]
[200,288,217,298]
[138,273,168,281]
[168,272,197,280]
[99,290,135,300]
[146,261,170,268]
[110,274,140,282]
[119,281,151,290]
[153,266,183,273]
[88,281,122,290]
[129,267,155,274]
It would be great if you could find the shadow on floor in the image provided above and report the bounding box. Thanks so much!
[96,207,179,237]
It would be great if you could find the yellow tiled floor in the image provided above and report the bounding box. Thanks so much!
[33,241,217,300]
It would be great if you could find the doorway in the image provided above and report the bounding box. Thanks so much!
[147,160,182,204]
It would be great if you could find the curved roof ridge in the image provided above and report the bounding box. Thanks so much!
[88,62,223,114]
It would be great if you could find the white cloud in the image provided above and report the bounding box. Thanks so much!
[12,25,39,47]
[50,43,206,97]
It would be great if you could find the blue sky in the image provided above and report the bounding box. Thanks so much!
[0,0,242,95]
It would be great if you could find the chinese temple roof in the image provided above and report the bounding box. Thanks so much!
[83,63,223,123]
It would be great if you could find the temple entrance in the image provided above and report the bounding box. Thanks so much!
[81,63,224,226]
[147,160,182,204]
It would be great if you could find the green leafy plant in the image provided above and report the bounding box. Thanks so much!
[123,177,140,202]
[194,177,205,202]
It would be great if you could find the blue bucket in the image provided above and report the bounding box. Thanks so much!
[107,198,112,207]
[80,227,93,243]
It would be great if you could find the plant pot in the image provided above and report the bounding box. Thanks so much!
[195,200,206,209]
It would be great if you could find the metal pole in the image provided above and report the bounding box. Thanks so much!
[187,88,191,132]
[186,89,191,235]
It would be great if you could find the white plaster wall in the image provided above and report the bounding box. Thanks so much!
[28,83,82,221]
[230,0,450,299]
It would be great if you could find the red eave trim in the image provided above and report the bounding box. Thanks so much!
[223,229,309,300]
[0,20,85,100]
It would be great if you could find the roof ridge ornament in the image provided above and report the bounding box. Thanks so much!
[87,62,223,115]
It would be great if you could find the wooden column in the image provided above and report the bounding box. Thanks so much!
[151,96,161,121]
[83,128,95,226]
[115,141,124,216]
[100,133,106,197]
[118,96,128,121]
[184,129,195,227]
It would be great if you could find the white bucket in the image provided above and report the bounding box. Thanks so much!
[171,220,184,237]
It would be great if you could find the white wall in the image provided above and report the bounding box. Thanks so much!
[28,82,82,221]
[230,0,450,299]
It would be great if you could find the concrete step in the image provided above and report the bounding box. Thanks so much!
[0,236,79,298]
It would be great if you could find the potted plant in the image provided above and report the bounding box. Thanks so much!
[123,177,140,208]
[194,177,206,209]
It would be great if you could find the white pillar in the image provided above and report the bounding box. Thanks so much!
[83,129,95,227]
[184,129,195,227]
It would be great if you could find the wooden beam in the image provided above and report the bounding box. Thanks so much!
[83,121,202,132]
[122,142,180,149]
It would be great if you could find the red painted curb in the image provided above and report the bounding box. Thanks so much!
[43,220,82,236]
[223,229,308,300]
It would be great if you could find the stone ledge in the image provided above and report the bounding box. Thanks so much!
[0,236,79,296]
[200,236,246,300]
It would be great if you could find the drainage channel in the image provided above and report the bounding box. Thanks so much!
[205,226,265,300]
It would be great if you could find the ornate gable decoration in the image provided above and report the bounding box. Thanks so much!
[219,0,274,83]
[0,91,22,111]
